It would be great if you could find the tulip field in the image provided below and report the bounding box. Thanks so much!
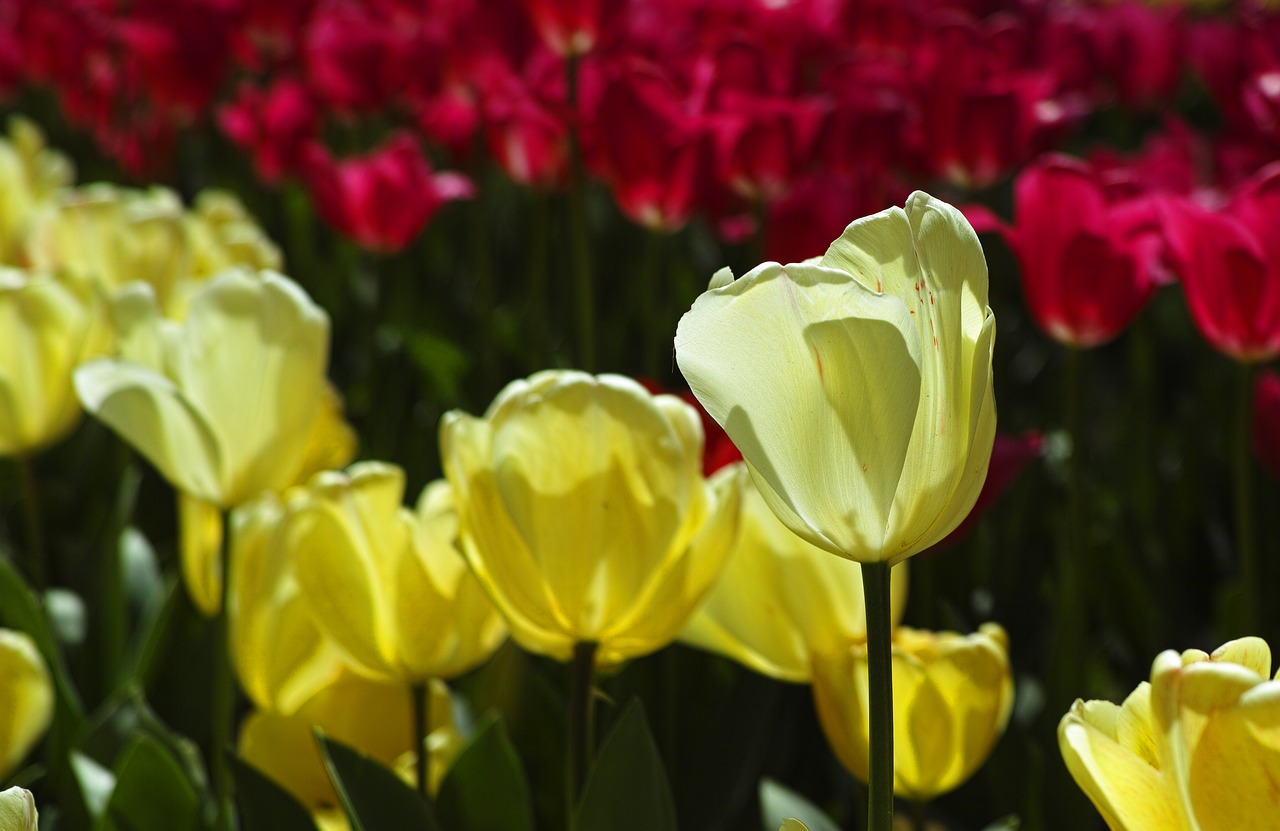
[5,1,1280,830]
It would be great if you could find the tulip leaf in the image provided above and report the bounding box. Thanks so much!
[317,734,442,831]
[435,713,534,831]
[99,734,202,831]
[0,558,85,719]
[574,700,677,831]
[759,779,840,831]
[230,755,320,831]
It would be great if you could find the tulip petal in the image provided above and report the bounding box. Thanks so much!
[74,358,224,503]
[0,631,53,782]
[1187,681,1280,831]
[179,493,223,616]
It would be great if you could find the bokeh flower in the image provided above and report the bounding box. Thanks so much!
[0,629,54,782]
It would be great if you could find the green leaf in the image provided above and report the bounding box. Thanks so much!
[100,735,202,831]
[759,779,840,831]
[435,713,534,831]
[979,816,1022,831]
[0,558,85,720]
[575,700,677,831]
[230,755,320,831]
[79,685,209,799]
[317,734,441,831]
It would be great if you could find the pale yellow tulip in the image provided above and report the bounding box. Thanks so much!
[172,190,283,321]
[0,786,38,831]
[811,624,1013,801]
[1060,637,1280,831]
[0,630,54,782]
[74,268,329,509]
[239,674,458,820]
[0,268,108,456]
[288,463,507,683]
[675,191,996,565]
[440,371,744,666]
[681,475,908,682]
[0,116,72,265]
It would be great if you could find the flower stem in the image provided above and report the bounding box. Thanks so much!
[1048,346,1086,718]
[640,229,666,379]
[566,640,598,826]
[411,682,431,799]
[862,561,895,831]
[565,52,595,372]
[527,192,551,369]
[211,508,235,831]
[1235,360,1258,636]
[912,799,929,831]
[16,456,47,591]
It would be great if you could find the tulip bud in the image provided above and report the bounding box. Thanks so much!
[811,624,1014,801]
[681,476,908,683]
[0,630,54,782]
[1060,636,1280,830]
[0,787,38,831]
[676,191,996,565]
[441,371,744,666]
[0,268,109,456]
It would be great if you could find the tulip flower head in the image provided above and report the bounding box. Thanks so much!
[1060,636,1280,830]
[0,787,37,831]
[811,624,1014,801]
[681,475,909,683]
[441,371,743,667]
[675,191,996,566]
[0,630,54,783]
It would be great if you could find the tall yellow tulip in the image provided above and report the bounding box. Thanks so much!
[0,268,108,456]
[73,268,329,510]
[1060,636,1280,831]
[0,630,54,782]
[286,463,507,683]
[440,370,744,667]
[681,475,908,683]
[674,191,996,566]
[811,624,1014,801]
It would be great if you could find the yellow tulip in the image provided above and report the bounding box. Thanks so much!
[0,268,108,456]
[229,491,347,715]
[174,190,283,321]
[0,117,72,265]
[440,371,744,667]
[681,475,908,682]
[674,191,996,565]
[27,184,191,313]
[811,623,1013,801]
[183,382,358,616]
[0,786,38,831]
[0,630,54,782]
[1060,636,1280,831]
[287,463,507,683]
[239,674,458,821]
[73,268,329,509]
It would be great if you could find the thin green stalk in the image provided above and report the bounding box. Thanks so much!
[16,456,47,591]
[640,230,666,379]
[211,509,235,831]
[565,53,595,372]
[862,561,895,831]
[467,160,497,390]
[566,640,598,826]
[527,192,551,368]
[1235,360,1258,636]
[912,799,929,831]
[411,682,431,799]
[1048,347,1086,719]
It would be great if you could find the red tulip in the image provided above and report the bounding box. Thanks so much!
[1091,1,1185,109]
[302,134,474,252]
[1163,164,1280,363]
[981,156,1163,347]
[1252,369,1280,480]
[219,78,319,184]
[522,0,600,57]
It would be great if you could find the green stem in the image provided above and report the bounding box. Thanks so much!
[862,561,895,831]
[527,192,551,369]
[1048,347,1086,718]
[211,509,235,831]
[1235,360,1258,636]
[565,53,595,372]
[566,641,598,826]
[16,456,47,591]
[467,159,497,391]
[640,230,665,379]
[912,799,929,831]
[411,682,431,799]
[751,198,768,266]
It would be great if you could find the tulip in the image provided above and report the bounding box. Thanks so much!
[0,787,37,831]
[0,116,73,264]
[440,371,744,667]
[682,475,908,683]
[811,624,1014,801]
[287,463,508,684]
[675,191,996,566]
[0,268,109,457]
[982,155,1163,348]
[1060,636,1280,830]
[185,190,283,282]
[523,0,601,57]
[239,673,459,821]
[74,268,329,510]
[218,78,318,184]
[0,629,54,782]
